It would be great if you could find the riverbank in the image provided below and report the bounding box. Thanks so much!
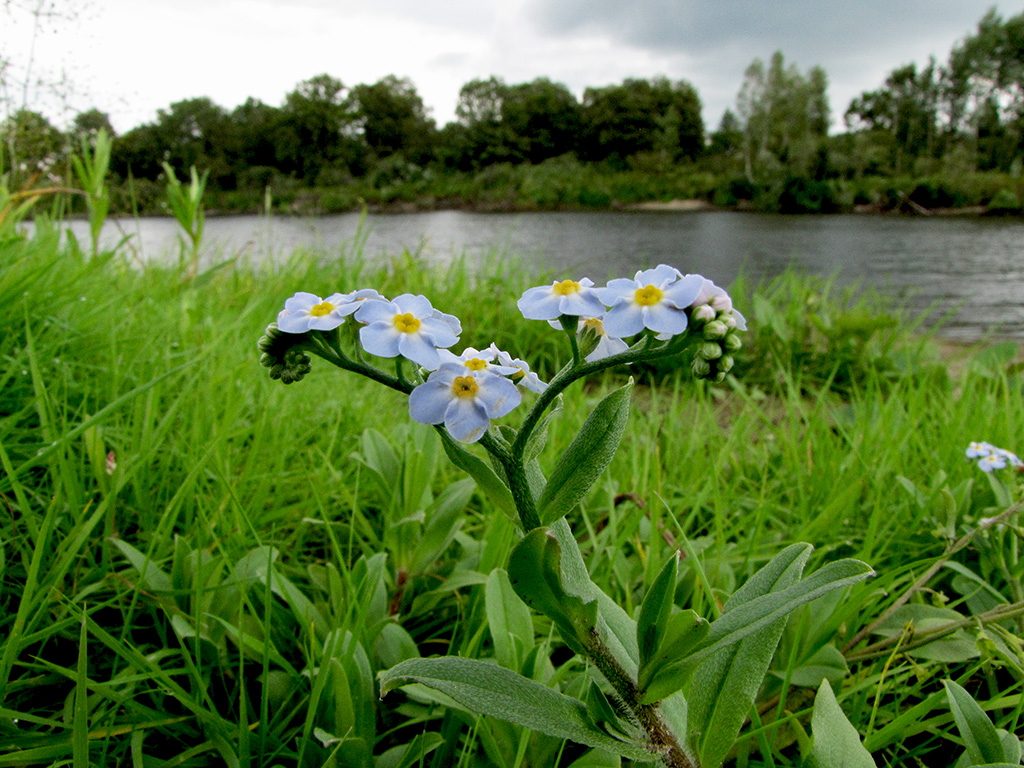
[2,230,1022,766]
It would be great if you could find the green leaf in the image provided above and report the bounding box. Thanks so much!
[537,380,633,525]
[809,680,877,768]
[437,428,517,522]
[408,478,473,574]
[637,552,680,667]
[687,554,874,668]
[872,605,980,662]
[110,539,172,592]
[380,657,658,761]
[779,644,849,689]
[944,679,1007,766]
[486,568,534,670]
[686,544,812,768]
[637,610,709,703]
[507,528,598,655]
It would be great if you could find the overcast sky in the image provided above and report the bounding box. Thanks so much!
[4,0,1024,135]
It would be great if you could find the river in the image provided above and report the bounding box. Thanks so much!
[65,210,1024,341]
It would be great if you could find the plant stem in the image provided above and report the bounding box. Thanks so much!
[583,630,695,767]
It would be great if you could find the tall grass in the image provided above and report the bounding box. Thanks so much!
[0,225,1021,766]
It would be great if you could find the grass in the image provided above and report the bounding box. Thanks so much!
[0,220,1022,767]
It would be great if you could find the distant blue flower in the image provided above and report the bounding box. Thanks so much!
[966,441,1022,471]
[518,277,606,320]
[277,292,351,333]
[488,344,548,393]
[355,293,459,369]
[596,265,704,338]
[965,441,995,459]
[409,363,522,442]
[979,453,1007,472]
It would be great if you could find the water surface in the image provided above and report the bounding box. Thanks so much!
[72,210,1024,340]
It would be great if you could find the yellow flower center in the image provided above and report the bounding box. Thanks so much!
[583,317,605,334]
[451,375,479,399]
[393,312,421,333]
[552,279,581,296]
[465,358,488,371]
[309,301,335,317]
[634,285,663,306]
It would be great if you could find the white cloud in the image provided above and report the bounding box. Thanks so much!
[3,0,1023,133]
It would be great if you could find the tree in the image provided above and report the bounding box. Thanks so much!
[500,78,582,164]
[580,77,703,166]
[845,60,940,173]
[151,97,232,185]
[277,74,359,183]
[736,52,830,182]
[351,75,436,165]
[1,108,66,185]
[71,109,116,141]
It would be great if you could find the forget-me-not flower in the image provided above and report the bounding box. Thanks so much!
[277,292,353,333]
[355,293,459,369]
[596,265,704,339]
[487,344,548,393]
[409,363,522,442]
[966,441,1023,471]
[518,277,606,320]
[437,346,519,376]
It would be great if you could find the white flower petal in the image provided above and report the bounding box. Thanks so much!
[409,380,452,424]
[518,287,564,320]
[355,299,398,325]
[602,302,645,338]
[359,323,401,358]
[444,398,490,442]
[398,332,441,369]
[476,375,522,418]
[642,303,688,336]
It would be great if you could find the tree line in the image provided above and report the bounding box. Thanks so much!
[4,7,1024,214]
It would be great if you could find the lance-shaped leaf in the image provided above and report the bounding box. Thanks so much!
[637,552,680,666]
[536,380,633,525]
[637,610,709,704]
[685,545,873,768]
[944,679,1016,766]
[508,527,598,655]
[380,657,659,762]
[437,428,517,522]
[635,551,710,703]
[809,680,877,768]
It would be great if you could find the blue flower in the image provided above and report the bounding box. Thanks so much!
[596,265,704,339]
[355,293,459,369]
[409,363,522,442]
[488,344,548,393]
[437,346,519,376]
[966,441,1022,471]
[518,277,606,320]
[277,292,352,333]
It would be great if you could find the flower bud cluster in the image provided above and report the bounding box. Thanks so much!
[685,279,746,382]
[257,323,312,384]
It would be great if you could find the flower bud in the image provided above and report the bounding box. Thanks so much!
[699,342,723,360]
[691,304,716,325]
[721,314,737,329]
[703,320,728,340]
[710,294,733,313]
[724,333,743,352]
[258,323,312,384]
[717,355,735,373]
[577,317,605,358]
[691,357,712,378]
